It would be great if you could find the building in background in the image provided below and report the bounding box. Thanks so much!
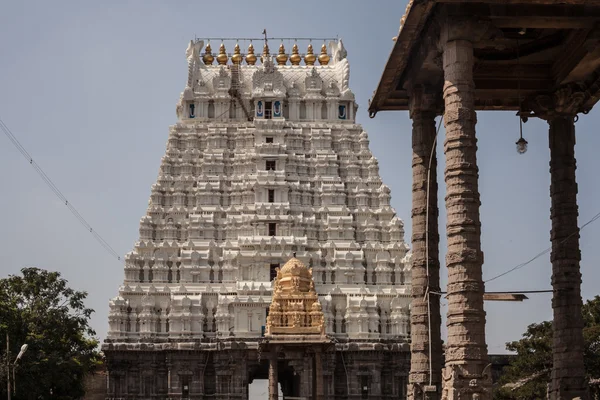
[102,36,413,399]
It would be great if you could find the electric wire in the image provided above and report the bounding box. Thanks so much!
[423,114,443,388]
[485,210,600,283]
[0,116,121,261]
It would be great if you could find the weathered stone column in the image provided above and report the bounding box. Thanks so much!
[315,350,324,400]
[269,347,278,400]
[527,86,589,400]
[408,85,442,400]
[440,16,491,400]
[549,114,588,400]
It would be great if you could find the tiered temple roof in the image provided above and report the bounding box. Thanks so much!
[105,37,412,344]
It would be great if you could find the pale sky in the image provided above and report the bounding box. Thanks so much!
[1,0,599,369]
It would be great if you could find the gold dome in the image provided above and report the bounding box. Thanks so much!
[276,43,288,65]
[231,43,243,64]
[290,43,301,65]
[216,43,228,65]
[246,43,257,65]
[304,43,316,66]
[318,43,330,65]
[280,257,311,278]
[203,43,214,65]
[260,43,270,64]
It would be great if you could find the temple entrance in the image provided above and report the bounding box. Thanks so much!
[262,257,329,400]
[278,360,302,399]
[248,379,284,399]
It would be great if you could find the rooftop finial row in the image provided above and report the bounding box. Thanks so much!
[202,42,331,66]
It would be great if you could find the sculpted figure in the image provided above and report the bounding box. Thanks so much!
[292,276,300,290]
[175,98,184,119]
[329,39,347,63]
[186,39,203,62]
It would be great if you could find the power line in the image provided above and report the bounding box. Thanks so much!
[0,116,121,261]
[485,210,600,283]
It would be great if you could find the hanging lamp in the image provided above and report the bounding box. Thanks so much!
[515,37,528,154]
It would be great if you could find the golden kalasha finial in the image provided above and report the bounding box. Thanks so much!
[231,43,243,65]
[246,43,257,65]
[260,43,270,64]
[290,43,301,66]
[276,43,288,65]
[216,43,228,65]
[304,43,316,66]
[203,43,214,65]
[318,43,330,65]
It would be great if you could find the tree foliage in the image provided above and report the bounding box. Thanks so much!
[494,296,600,399]
[0,267,101,400]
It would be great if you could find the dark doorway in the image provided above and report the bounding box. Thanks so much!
[279,361,301,398]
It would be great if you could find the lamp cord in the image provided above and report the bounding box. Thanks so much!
[424,114,444,388]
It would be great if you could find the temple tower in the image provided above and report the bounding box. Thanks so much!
[103,37,412,399]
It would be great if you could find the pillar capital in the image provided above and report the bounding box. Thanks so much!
[409,85,442,119]
[523,84,586,120]
[438,14,493,44]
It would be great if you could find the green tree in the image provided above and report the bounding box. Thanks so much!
[0,267,101,400]
[494,296,600,399]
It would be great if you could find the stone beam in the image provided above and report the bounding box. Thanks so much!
[436,0,600,5]
[490,16,597,29]
[553,30,593,85]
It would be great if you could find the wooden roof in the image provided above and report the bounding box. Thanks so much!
[368,0,600,116]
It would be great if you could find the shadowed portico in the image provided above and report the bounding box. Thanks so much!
[369,1,600,399]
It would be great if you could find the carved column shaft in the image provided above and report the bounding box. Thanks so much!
[269,348,278,400]
[441,23,490,397]
[408,86,442,400]
[523,84,589,400]
[315,351,324,400]
[548,115,588,400]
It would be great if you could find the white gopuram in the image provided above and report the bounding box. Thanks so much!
[103,38,412,400]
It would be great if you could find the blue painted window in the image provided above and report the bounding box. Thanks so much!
[273,101,282,117]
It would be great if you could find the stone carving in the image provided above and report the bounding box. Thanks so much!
[523,84,586,120]
[545,96,588,399]
[439,18,490,400]
[185,40,204,88]
[212,67,231,92]
[400,0,414,31]
[408,86,442,400]
[175,98,184,119]
[305,68,324,98]
[329,39,347,64]
[186,40,203,62]
[252,63,286,97]
[266,257,325,336]
[441,364,492,400]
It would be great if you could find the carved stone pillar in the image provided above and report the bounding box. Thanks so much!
[315,350,324,400]
[408,85,442,400]
[269,347,279,400]
[525,85,589,400]
[440,16,491,399]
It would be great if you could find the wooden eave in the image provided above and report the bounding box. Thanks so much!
[369,0,600,116]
